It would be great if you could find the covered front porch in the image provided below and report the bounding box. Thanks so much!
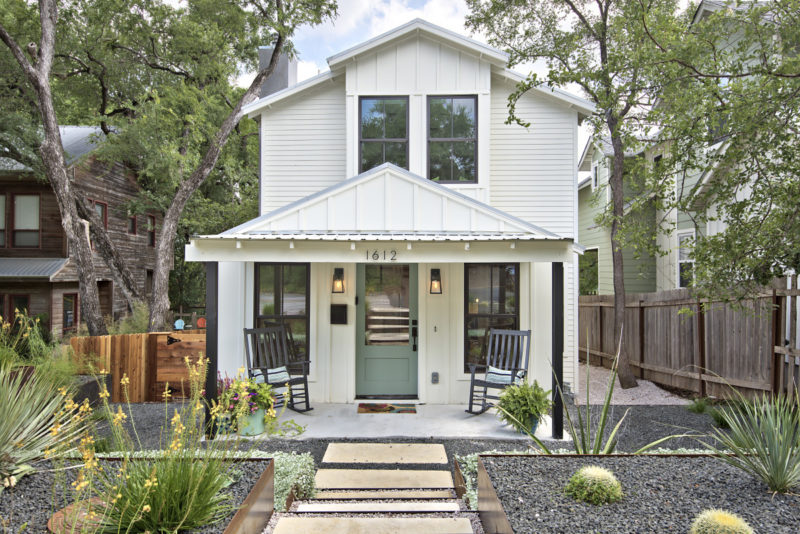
[186,165,577,439]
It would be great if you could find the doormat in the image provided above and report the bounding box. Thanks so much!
[357,403,417,414]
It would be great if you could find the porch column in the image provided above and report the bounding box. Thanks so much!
[204,262,219,430]
[551,261,564,439]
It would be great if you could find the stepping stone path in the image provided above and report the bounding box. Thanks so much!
[270,442,477,533]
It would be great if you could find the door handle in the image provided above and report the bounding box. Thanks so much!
[412,325,418,351]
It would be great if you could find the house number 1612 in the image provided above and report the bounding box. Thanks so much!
[366,250,397,261]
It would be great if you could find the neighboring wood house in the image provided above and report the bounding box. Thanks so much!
[0,126,160,335]
[187,20,593,410]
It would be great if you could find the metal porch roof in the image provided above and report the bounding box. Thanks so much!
[0,258,68,279]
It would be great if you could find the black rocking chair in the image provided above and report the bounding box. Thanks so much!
[243,325,312,413]
[466,328,531,415]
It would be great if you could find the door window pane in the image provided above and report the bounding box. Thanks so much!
[359,97,408,172]
[365,264,410,346]
[281,264,307,316]
[13,195,39,247]
[464,264,519,372]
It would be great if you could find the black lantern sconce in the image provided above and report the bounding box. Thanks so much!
[332,267,345,293]
[430,268,442,294]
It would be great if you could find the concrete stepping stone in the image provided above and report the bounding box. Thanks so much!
[272,517,473,534]
[313,489,454,500]
[322,443,448,464]
[315,469,454,490]
[296,502,461,513]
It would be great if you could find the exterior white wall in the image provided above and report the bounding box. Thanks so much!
[216,262,248,379]
[260,79,346,214]
[489,75,578,238]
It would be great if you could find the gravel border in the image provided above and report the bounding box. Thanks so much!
[0,458,270,533]
[481,455,800,533]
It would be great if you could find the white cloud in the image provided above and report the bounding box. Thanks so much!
[297,60,324,81]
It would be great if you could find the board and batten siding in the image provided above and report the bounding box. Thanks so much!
[259,78,346,214]
[488,76,577,238]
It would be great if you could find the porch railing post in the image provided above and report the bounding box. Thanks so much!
[552,261,564,440]
[204,262,219,435]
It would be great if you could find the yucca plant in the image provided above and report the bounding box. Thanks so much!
[0,361,88,492]
[704,390,800,493]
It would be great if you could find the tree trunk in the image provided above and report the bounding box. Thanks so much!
[147,37,286,331]
[608,129,638,389]
[0,1,108,335]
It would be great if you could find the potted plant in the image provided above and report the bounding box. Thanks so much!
[216,375,276,436]
[496,380,552,434]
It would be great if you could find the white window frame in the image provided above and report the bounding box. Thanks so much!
[591,164,598,191]
[677,230,696,288]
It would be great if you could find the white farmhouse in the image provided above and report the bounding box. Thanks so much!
[186,20,592,433]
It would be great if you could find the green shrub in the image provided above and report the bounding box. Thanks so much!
[709,407,729,428]
[496,380,552,433]
[688,397,710,414]
[705,392,800,493]
[689,509,753,534]
[0,362,89,492]
[564,465,623,505]
[106,301,151,335]
[272,451,316,511]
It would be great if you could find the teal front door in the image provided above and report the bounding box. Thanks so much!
[356,263,418,397]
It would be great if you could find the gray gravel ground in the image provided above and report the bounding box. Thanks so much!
[0,459,269,534]
[483,455,800,533]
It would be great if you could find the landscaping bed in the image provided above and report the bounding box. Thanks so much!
[0,458,271,533]
[480,455,800,533]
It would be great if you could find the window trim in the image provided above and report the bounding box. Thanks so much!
[677,229,696,289]
[358,95,410,173]
[427,94,479,184]
[128,215,137,235]
[0,194,6,248]
[147,215,156,247]
[11,193,41,249]
[463,263,520,374]
[62,292,79,333]
[591,164,598,191]
[253,262,311,361]
[89,199,109,230]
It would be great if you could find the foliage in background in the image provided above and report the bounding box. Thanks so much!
[579,249,599,296]
[496,380,552,433]
[703,390,800,493]
[687,397,710,414]
[105,302,151,335]
[0,310,76,386]
[564,465,623,505]
[689,509,754,534]
[0,362,89,493]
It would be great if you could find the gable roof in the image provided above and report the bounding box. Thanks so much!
[197,163,568,243]
[0,126,104,172]
[243,19,594,120]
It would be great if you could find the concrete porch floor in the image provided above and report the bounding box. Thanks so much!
[276,403,563,441]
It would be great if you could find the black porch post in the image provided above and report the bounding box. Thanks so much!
[204,262,219,434]
[551,261,564,440]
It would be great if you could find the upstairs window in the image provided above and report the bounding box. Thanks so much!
[359,97,408,172]
[128,215,137,235]
[678,231,695,288]
[13,194,40,248]
[147,216,156,247]
[428,96,477,183]
[91,200,108,229]
[0,194,5,247]
[591,165,598,190]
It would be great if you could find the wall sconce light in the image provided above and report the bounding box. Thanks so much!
[430,268,442,294]
[332,267,345,293]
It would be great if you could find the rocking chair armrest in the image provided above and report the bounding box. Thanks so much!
[468,363,487,378]
[286,360,311,374]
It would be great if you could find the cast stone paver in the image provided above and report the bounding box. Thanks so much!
[321,443,448,464]
[314,469,454,490]
[272,517,473,534]
[295,502,461,513]
[313,489,455,500]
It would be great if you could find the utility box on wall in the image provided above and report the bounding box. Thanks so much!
[330,304,348,325]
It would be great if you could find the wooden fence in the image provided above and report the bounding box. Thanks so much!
[579,279,799,398]
[70,330,206,402]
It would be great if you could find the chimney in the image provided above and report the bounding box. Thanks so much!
[258,47,297,98]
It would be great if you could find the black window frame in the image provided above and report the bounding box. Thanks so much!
[254,262,311,362]
[463,263,520,373]
[62,292,78,333]
[358,96,410,173]
[427,95,478,184]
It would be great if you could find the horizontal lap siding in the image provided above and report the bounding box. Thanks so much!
[261,80,346,214]
[489,80,576,238]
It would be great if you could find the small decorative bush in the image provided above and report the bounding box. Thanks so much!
[688,397,710,414]
[564,466,623,505]
[689,509,753,534]
[273,451,316,510]
[496,380,552,433]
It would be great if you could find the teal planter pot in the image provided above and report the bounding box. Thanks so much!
[237,408,265,436]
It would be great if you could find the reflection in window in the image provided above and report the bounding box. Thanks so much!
[678,232,695,288]
[63,293,77,333]
[429,96,477,182]
[255,263,310,360]
[360,97,408,172]
[464,264,518,372]
[364,264,410,346]
[13,195,39,247]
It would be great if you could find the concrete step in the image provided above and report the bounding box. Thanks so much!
[272,517,473,534]
[315,469,454,490]
[313,489,454,500]
[296,502,461,513]
[322,443,448,465]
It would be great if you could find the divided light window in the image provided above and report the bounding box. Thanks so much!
[678,232,695,288]
[255,263,310,362]
[428,96,477,183]
[13,194,40,248]
[464,263,519,373]
[359,97,408,172]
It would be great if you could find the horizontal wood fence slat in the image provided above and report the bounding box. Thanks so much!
[70,330,206,402]
[579,278,799,398]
